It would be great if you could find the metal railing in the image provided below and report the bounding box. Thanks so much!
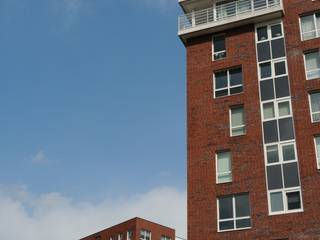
[178,0,282,31]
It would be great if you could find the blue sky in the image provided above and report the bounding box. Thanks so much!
[0,1,186,239]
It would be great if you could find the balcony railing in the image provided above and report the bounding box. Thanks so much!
[178,0,282,32]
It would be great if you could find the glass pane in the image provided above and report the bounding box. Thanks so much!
[301,15,316,40]
[257,41,271,62]
[236,218,251,229]
[274,61,286,76]
[271,38,285,59]
[287,191,301,210]
[275,76,290,98]
[313,113,320,122]
[305,52,320,71]
[218,173,232,183]
[217,152,231,174]
[283,162,300,188]
[263,102,275,119]
[310,93,320,114]
[267,165,283,190]
[270,192,284,212]
[271,24,282,38]
[267,145,279,163]
[230,86,243,94]
[214,51,227,60]
[232,127,245,136]
[257,26,268,41]
[279,117,295,141]
[214,35,226,52]
[215,71,228,89]
[230,68,242,86]
[231,107,244,127]
[260,79,275,101]
[278,101,291,117]
[282,144,295,161]
[263,120,279,144]
[235,194,250,217]
[219,196,233,219]
[316,136,320,158]
[260,62,272,79]
[215,89,228,97]
[219,220,234,230]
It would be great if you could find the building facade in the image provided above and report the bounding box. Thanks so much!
[80,217,175,240]
[179,0,320,239]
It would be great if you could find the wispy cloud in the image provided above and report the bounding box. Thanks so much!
[0,185,186,240]
[31,151,49,164]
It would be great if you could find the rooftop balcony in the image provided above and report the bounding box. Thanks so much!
[178,0,284,43]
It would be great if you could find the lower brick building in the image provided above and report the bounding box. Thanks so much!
[80,217,175,240]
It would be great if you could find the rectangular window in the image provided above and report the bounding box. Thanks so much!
[300,12,320,40]
[140,230,151,240]
[214,67,243,98]
[230,106,246,136]
[216,151,232,183]
[309,92,320,122]
[217,193,251,232]
[315,136,320,169]
[304,51,320,80]
[213,35,226,60]
[160,236,171,240]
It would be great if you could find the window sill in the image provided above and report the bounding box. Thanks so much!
[218,227,251,233]
[216,180,232,185]
[230,133,246,138]
[213,92,244,100]
[268,209,304,216]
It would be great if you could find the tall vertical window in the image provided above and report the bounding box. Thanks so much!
[140,230,151,240]
[309,92,320,123]
[214,67,243,98]
[217,193,251,232]
[315,136,320,169]
[300,12,320,40]
[127,231,133,240]
[213,35,226,60]
[304,51,320,80]
[216,151,232,183]
[230,106,246,136]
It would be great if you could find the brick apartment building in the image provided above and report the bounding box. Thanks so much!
[178,0,320,239]
[80,217,175,240]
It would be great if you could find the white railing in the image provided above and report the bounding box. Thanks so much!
[178,0,282,32]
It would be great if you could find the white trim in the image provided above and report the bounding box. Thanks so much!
[314,135,320,169]
[229,105,246,136]
[299,12,320,41]
[303,50,320,80]
[213,67,243,98]
[212,34,227,61]
[308,92,320,123]
[216,151,232,184]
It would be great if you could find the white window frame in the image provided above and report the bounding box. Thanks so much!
[160,236,171,240]
[314,136,320,169]
[303,50,320,80]
[229,106,246,136]
[308,92,320,123]
[216,151,232,184]
[212,34,226,61]
[127,231,133,240]
[299,12,320,41]
[213,67,243,98]
[217,194,251,232]
[140,230,151,240]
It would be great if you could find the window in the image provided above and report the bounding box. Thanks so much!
[213,35,226,60]
[230,106,245,136]
[160,236,171,240]
[217,193,251,232]
[140,230,151,240]
[214,67,243,98]
[127,231,133,240]
[300,12,320,40]
[314,136,320,170]
[216,151,232,183]
[304,51,320,80]
[309,92,320,122]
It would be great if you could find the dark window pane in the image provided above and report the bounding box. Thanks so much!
[215,89,228,97]
[271,24,282,38]
[219,196,233,219]
[236,218,251,229]
[214,35,226,52]
[257,41,271,62]
[257,26,268,41]
[283,162,300,188]
[287,191,301,210]
[271,38,285,59]
[260,79,275,101]
[279,117,294,141]
[283,144,295,161]
[275,76,290,98]
[260,62,272,78]
[230,86,243,95]
[219,220,234,230]
[215,71,228,89]
[230,68,242,86]
[214,51,227,60]
[267,165,283,190]
[267,145,279,163]
[235,194,250,217]
[263,120,279,144]
[274,61,286,76]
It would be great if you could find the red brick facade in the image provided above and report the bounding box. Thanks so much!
[185,0,320,239]
[80,218,175,240]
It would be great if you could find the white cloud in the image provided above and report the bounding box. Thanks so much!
[0,185,186,240]
[31,151,49,164]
